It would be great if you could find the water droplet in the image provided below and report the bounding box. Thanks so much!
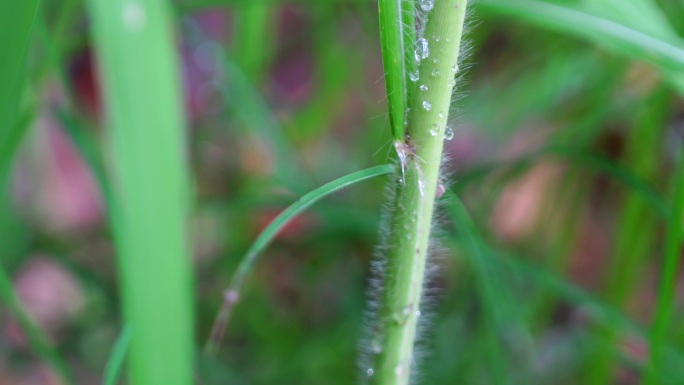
[398,177,404,183]
[430,124,439,136]
[419,0,434,11]
[438,111,444,119]
[433,35,441,42]
[418,178,426,196]
[432,58,439,64]
[367,368,375,376]
[419,84,428,92]
[431,68,440,77]
[445,126,454,140]
[452,64,459,73]
[414,38,429,63]
[422,100,432,111]
[448,78,456,87]
[409,70,419,82]
[416,310,422,317]
[371,339,383,354]
[392,305,413,325]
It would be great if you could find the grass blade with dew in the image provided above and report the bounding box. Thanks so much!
[0,268,75,384]
[87,1,194,385]
[369,1,469,384]
[377,0,415,142]
[102,325,133,385]
[205,164,394,355]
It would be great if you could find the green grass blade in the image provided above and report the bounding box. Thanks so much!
[102,325,133,385]
[222,59,302,189]
[56,109,114,210]
[233,4,274,81]
[0,268,74,384]
[443,193,684,384]
[0,0,41,235]
[444,192,522,383]
[205,164,394,355]
[0,0,40,134]
[378,0,411,140]
[87,1,194,385]
[644,156,684,385]
[478,0,684,85]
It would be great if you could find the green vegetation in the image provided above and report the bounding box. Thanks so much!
[1,0,684,384]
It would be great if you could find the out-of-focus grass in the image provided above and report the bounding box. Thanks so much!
[87,1,193,385]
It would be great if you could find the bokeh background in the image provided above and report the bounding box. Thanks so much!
[2,0,684,384]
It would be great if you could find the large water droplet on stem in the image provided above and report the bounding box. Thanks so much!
[414,38,429,63]
[419,0,434,11]
[409,70,419,82]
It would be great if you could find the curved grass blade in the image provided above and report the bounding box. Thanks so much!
[478,0,684,81]
[205,164,394,355]
[0,268,74,384]
[102,325,132,385]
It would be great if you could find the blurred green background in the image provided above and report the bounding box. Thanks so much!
[2,0,684,384]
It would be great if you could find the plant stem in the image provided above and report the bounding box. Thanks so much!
[371,1,467,384]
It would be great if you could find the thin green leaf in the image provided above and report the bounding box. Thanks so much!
[478,0,684,91]
[378,0,413,140]
[87,1,194,385]
[102,325,132,385]
[0,268,74,384]
[205,164,394,355]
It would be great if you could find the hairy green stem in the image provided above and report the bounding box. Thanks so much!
[371,1,468,384]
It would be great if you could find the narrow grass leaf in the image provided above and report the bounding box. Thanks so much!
[0,268,74,384]
[478,0,684,90]
[102,325,132,385]
[378,0,410,140]
[87,1,194,385]
[206,164,394,355]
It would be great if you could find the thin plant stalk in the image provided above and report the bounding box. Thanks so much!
[371,1,468,384]
[87,1,194,385]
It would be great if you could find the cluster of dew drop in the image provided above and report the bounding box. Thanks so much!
[406,0,460,146]
[365,1,462,380]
